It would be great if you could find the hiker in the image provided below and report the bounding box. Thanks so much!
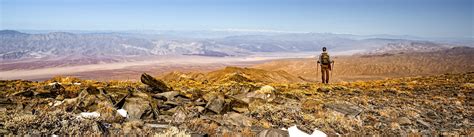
[317,47,334,84]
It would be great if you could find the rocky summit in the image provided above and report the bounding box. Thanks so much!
[0,70,472,136]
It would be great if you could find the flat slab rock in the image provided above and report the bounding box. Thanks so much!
[324,101,363,117]
[0,97,13,108]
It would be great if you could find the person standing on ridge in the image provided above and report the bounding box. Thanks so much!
[317,47,334,84]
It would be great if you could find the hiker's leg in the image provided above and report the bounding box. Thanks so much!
[325,69,329,83]
[321,67,324,83]
[321,68,325,83]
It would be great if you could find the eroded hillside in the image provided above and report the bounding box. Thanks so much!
[254,47,474,82]
[161,66,305,84]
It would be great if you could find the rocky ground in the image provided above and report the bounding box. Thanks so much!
[0,70,472,136]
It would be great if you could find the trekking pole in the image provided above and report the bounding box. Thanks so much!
[316,60,319,79]
[331,62,335,78]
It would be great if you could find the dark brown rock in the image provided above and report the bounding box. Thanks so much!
[141,73,171,93]
[121,91,158,120]
[12,89,34,97]
[63,90,79,98]
[36,83,65,98]
[114,88,132,109]
[85,86,100,95]
[49,83,66,95]
[74,87,113,112]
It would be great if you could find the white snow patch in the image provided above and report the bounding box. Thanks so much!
[117,109,128,118]
[288,125,327,137]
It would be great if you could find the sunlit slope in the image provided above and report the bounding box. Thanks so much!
[253,47,474,82]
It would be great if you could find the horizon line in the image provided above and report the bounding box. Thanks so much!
[1,29,473,39]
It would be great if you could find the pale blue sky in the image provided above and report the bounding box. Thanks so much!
[1,0,472,37]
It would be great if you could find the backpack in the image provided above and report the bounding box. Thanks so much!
[321,53,330,65]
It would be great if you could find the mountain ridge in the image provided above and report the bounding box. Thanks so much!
[1,30,468,61]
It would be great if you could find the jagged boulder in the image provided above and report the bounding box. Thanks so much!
[74,87,108,112]
[140,73,171,93]
[205,93,226,114]
[123,97,150,119]
[122,91,159,120]
[35,83,65,98]
[48,83,65,95]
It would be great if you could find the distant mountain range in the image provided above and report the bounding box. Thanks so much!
[1,30,471,61]
[360,39,450,55]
